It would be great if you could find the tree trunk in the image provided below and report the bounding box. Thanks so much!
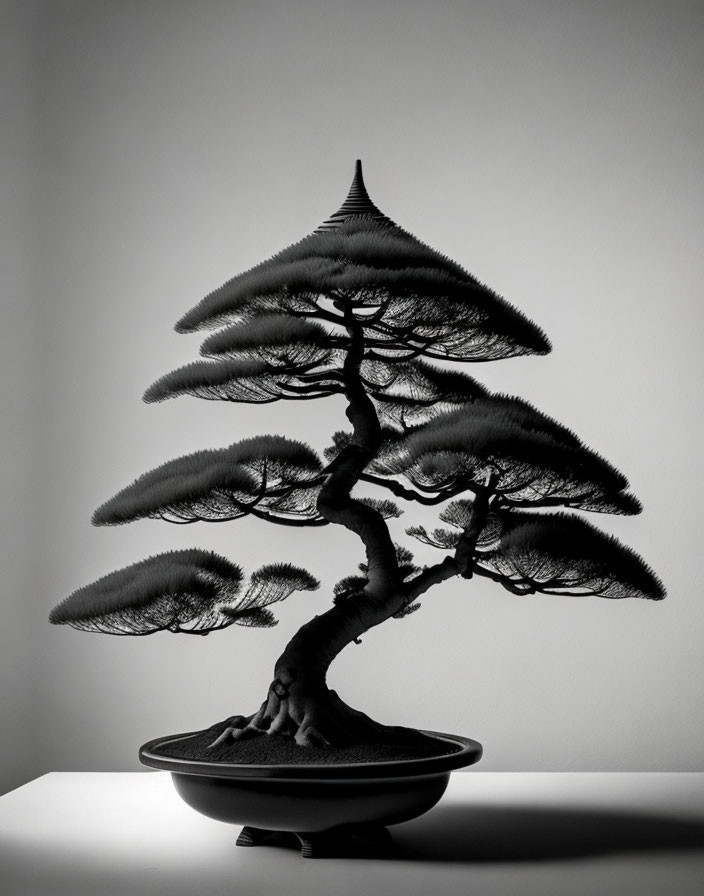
[208,313,491,749]
[210,314,408,746]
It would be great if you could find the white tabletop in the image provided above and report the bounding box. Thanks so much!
[1,771,703,895]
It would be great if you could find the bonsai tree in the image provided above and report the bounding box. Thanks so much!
[50,161,665,753]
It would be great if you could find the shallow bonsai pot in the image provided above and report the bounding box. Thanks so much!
[139,729,482,857]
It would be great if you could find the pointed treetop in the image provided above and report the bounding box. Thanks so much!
[175,161,552,362]
[315,160,396,232]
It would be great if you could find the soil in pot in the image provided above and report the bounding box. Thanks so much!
[150,722,463,765]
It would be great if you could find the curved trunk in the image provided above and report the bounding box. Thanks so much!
[270,585,408,705]
[209,312,490,748]
[271,485,494,702]
[263,311,407,741]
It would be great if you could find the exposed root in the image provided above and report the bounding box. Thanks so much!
[207,686,411,750]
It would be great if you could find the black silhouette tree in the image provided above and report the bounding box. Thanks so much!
[50,162,664,749]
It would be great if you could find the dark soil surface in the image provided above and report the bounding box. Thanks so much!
[152,724,461,765]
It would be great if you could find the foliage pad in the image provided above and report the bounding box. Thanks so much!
[375,396,641,514]
[175,217,550,363]
[92,436,325,526]
[49,550,245,634]
[50,553,321,634]
[478,513,665,600]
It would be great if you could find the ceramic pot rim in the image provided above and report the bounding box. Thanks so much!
[139,729,482,780]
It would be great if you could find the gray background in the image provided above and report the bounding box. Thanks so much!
[2,0,703,796]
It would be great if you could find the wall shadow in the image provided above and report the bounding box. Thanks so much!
[393,803,704,863]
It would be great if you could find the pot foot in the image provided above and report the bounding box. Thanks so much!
[299,823,394,859]
[236,823,394,858]
[237,826,301,850]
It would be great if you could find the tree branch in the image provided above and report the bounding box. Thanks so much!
[403,556,460,601]
[454,487,492,578]
[472,565,532,594]
[358,472,457,505]
[402,484,495,605]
